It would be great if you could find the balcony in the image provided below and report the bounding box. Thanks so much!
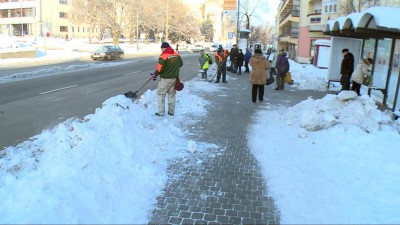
[280,8,300,24]
[307,13,323,31]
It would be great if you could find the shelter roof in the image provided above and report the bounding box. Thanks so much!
[323,6,400,39]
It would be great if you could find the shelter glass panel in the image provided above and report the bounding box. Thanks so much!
[362,39,375,59]
[372,39,392,90]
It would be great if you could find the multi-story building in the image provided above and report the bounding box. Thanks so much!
[296,0,400,64]
[0,0,230,42]
[183,0,235,44]
[0,0,71,38]
[277,0,300,59]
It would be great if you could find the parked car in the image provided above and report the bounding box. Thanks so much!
[90,45,124,60]
[191,44,203,53]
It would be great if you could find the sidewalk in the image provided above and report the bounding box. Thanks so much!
[148,72,332,224]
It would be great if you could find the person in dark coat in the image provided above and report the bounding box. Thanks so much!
[244,48,251,73]
[275,50,290,90]
[229,44,238,72]
[340,48,355,91]
[236,49,244,75]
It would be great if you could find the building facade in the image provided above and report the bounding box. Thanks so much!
[0,0,72,38]
[295,0,400,64]
[277,0,300,59]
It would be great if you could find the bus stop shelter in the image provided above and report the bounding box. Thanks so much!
[323,6,400,114]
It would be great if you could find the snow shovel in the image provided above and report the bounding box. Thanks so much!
[124,77,153,99]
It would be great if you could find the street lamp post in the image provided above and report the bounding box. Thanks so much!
[236,0,240,45]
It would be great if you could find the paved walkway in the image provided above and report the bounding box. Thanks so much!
[148,72,332,225]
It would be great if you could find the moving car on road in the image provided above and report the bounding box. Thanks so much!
[191,44,203,53]
[90,45,124,60]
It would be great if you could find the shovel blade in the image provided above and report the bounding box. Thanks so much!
[124,91,138,99]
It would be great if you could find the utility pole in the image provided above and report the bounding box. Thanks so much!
[236,0,240,45]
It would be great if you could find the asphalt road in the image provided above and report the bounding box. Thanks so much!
[0,51,200,149]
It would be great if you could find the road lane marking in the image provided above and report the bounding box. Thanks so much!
[39,85,79,95]
[123,71,141,76]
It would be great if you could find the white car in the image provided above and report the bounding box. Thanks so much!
[191,44,203,53]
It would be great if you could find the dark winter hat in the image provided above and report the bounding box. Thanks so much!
[342,48,349,53]
[161,42,170,48]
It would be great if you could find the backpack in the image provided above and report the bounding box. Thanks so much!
[205,53,213,64]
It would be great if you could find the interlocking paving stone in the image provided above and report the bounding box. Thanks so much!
[148,72,333,224]
[148,73,281,225]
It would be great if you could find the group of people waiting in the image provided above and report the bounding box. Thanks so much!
[198,45,290,103]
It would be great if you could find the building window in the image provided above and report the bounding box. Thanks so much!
[59,0,68,4]
[329,5,332,12]
[83,27,85,32]
[60,26,68,32]
[334,4,337,12]
[0,9,8,18]
[59,12,67,18]
[325,6,328,13]
[310,17,321,23]
[72,26,74,32]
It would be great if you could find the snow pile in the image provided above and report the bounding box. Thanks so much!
[249,90,400,223]
[284,91,394,132]
[288,61,330,91]
[0,80,217,223]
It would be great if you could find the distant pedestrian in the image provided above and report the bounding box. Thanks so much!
[236,49,244,75]
[198,49,210,80]
[275,49,290,90]
[244,48,251,73]
[151,42,183,116]
[176,44,179,53]
[267,49,277,75]
[249,48,270,103]
[214,47,229,83]
[229,44,238,72]
[340,48,355,91]
[351,58,373,95]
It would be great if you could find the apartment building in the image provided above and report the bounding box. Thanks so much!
[295,0,400,64]
[277,0,300,59]
[0,0,72,38]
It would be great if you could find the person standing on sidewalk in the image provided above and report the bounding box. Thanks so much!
[268,49,277,75]
[214,47,229,83]
[236,49,244,75]
[249,48,270,103]
[151,42,183,116]
[198,49,210,80]
[244,48,251,73]
[229,44,238,72]
[340,48,355,91]
[275,50,290,90]
[351,58,373,95]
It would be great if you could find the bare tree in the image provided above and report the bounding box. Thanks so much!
[338,0,383,15]
[70,0,128,45]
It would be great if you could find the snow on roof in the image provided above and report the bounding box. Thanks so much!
[324,6,400,33]
[315,39,331,46]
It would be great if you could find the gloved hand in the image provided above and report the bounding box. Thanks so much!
[151,73,158,80]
